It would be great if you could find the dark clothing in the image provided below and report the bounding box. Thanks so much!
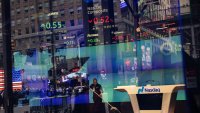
[90,83,102,103]
[70,79,79,87]
[0,95,3,107]
[90,83,104,113]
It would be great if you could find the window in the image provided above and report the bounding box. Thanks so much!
[45,16,49,20]
[53,1,57,7]
[12,30,15,36]
[46,37,51,42]
[31,25,35,33]
[78,18,83,25]
[53,15,58,19]
[24,7,28,13]
[69,0,73,3]
[25,27,29,34]
[60,0,64,5]
[39,15,43,21]
[11,21,15,26]
[11,0,14,5]
[77,6,82,13]
[55,35,59,40]
[69,8,74,15]
[30,6,35,12]
[70,20,75,26]
[24,18,29,23]
[17,9,21,14]
[31,16,35,22]
[0,1,190,113]
[44,3,49,8]
[18,29,21,35]
[38,4,43,10]
[60,10,65,16]
[17,19,21,25]
[39,25,44,31]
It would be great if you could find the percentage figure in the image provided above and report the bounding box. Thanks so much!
[88,16,112,24]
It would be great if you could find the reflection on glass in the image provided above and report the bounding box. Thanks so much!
[0,0,191,112]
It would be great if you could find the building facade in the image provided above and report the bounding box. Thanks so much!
[0,0,198,57]
[8,0,135,52]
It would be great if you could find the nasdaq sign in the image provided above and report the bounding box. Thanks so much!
[138,86,160,94]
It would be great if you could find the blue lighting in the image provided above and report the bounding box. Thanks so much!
[83,0,93,3]
[120,0,127,8]
[12,69,22,82]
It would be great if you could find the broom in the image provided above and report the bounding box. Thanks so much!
[89,88,121,113]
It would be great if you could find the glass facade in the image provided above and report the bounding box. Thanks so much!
[0,0,200,113]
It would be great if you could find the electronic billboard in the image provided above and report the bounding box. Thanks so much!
[13,35,185,104]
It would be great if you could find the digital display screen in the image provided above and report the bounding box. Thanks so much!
[82,0,116,46]
[14,35,185,104]
[1,0,190,112]
[88,16,113,24]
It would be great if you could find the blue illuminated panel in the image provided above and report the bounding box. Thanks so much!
[120,0,127,8]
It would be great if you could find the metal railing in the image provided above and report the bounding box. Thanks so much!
[141,5,191,23]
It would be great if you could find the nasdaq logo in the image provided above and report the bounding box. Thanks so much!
[138,86,160,94]
[83,0,93,3]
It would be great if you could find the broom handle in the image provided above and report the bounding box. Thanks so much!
[89,87,122,113]
[89,88,113,107]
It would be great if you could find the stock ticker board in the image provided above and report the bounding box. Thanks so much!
[39,0,179,49]
[38,0,134,48]
[82,0,132,46]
